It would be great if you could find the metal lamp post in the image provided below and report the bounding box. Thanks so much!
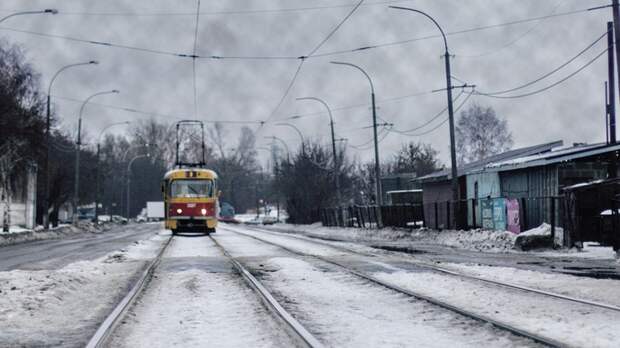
[296,97,342,208]
[126,154,149,220]
[0,9,58,24]
[95,121,130,223]
[73,90,119,224]
[265,136,290,161]
[330,61,383,223]
[275,123,305,155]
[389,6,460,227]
[44,60,98,228]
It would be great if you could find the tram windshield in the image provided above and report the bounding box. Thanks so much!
[170,179,213,198]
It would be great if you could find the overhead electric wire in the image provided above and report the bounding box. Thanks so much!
[390,90,475,137]
[457,0,564,59]
[0,4,598,61]
[390,90,465,134]
[51,94,264,124]
[477,48,608,99]
[24,1,413,17]
[477,30,608,96]
[257,0,365,132]
[192,0,201,119]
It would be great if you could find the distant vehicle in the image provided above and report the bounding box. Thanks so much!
[244,217,262,225]
[111,215,128,224]
[262,216,277,225]
[146,202,165,221]
[218,202,239,223]
[77,207,95,221]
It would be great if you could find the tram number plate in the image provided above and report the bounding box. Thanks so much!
[187,203,196,208]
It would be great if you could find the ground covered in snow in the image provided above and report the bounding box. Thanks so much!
[110,235,295,348]
[0,221,123,247]
[262,222,619,259]
[0,230,167,347]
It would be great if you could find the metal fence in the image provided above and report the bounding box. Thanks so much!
[317,196,564,235]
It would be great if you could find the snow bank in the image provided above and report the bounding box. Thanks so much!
[0,221,118,247]
[264,223,517,252]
[0,232,166,346]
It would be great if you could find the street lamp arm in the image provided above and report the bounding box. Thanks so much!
[48,61,98,96]
[127,154,149,173]
[275,123,304,145]
[388,6,448,53]
[79,90,120,121]
[329,61,375,94]
[98,121,130,145]
[0,9,58,25]
[296,97,335,124]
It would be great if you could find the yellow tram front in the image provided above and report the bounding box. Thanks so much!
[162,168,219,234]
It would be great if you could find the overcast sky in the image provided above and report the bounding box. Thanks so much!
[0,0,615,166]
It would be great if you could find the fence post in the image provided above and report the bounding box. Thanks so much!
[520,197,528,230]
[471,199,476,229]
[446,201,451,230]
[550,197,556,248]
[434,202,439,230]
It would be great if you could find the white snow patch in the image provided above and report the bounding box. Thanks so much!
[110,269,294,348]
[375,271,620,348]
[444,262,620,308]
[262,257,528,347]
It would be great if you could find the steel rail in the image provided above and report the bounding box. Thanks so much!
[220,225,567,348]
[85,235,174,348]
[261,228,606,303]
[244,225,620,313]
[209,235,324,348]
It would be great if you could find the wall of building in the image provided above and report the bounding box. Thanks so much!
[466,172,500,227]
[0,165,37,229]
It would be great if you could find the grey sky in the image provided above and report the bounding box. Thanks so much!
[0,0,613,166]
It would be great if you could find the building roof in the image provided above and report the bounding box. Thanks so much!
[415,140,563,183]
[481,142,620,172]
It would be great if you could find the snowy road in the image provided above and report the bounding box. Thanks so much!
[0,223,157,271]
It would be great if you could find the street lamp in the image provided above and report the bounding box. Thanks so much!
[73,89,120,224]
[330,61,383,217]
[275,123,305,155]
[44,60,98,228]
[389,6,460,227]
[296,97,342,208]
[265,136,290,161]
[94,121,130,222]
[0,9,58,24]
[126,154,149,219]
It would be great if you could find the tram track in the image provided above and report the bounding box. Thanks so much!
[86,234,174,348]
[209,235,324,348]
[220,225,589,348]
[86,232,323,348]
[241,225,620,314]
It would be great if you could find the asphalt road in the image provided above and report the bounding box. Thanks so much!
[0,223,162,271]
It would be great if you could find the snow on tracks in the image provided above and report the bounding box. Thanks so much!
[216,226,538,347]
[108,235,298,348]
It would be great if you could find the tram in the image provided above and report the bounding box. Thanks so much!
[162,121,219,235]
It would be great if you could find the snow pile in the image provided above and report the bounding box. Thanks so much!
[514,223,563,250]
[0,233,166,346]
[0,221,116,247]
[264,223,517,252]
[411,228,517,252]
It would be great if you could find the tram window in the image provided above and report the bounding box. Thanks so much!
[170,180,214,198]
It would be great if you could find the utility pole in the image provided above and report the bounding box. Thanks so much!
[613,0,620,104]
[389,6,460,228]
[609,21,617,145]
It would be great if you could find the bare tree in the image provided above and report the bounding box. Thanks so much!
[388,142,441,177]
[456,103,513,164]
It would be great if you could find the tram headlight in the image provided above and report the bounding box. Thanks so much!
[201,208,207,215]
[176,208,183,214]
